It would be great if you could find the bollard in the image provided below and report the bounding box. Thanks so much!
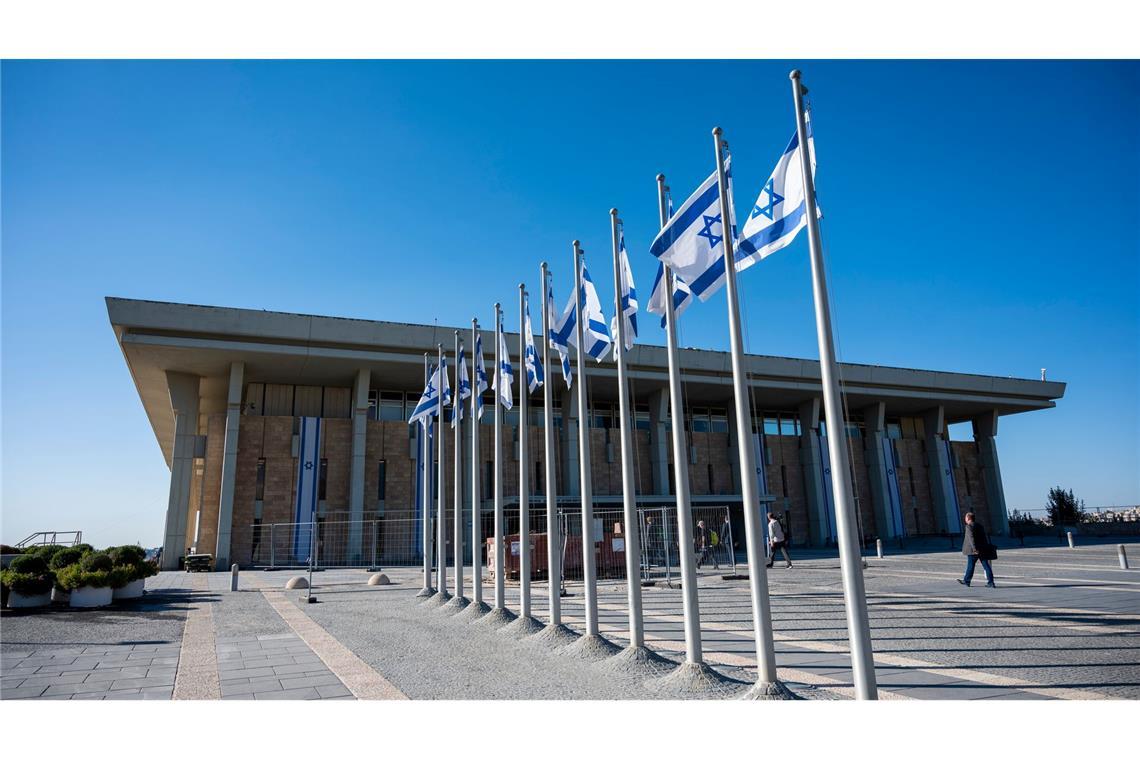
[230,564,239,591]
[1067,531,1075,549]
[1119,545,1130,570]
[876,538,884,559]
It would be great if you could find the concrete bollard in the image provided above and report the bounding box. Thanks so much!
[1119,545,1129,570]
[230,564,239,591]
[1067,531,1075,549]
[876,539,884,559]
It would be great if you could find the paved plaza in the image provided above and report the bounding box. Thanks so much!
[3,539,1138,700]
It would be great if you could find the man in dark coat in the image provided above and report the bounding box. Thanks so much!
[958,512,996,588]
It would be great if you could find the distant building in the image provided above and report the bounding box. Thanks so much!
[107,298,1066,570]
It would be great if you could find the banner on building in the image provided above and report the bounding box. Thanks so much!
[883,438,906,537]
[293,416,322,562]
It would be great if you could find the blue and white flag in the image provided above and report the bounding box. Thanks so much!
[474,332,489,419]
[493,330,514,410]
[408,364,442,426]
[609,233,638,355]
[452,343,471,428]
[523,295,544,394]
[439,355,452,411]
[547,282,573,389]
[569,258,612,362]
[646,262,694,328]
[737,116,818,269]
[292,416,322,561]
[648,157,740,302]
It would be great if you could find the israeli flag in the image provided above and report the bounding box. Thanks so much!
[439,355,452,411]
[493,330,514,410]
[547,282,573,389]
[523,295,544,394]
[569,258,612,362]
[737,116,818,269]
[609,233,638,355]
[474,332,489,419]
[646,262,694,328]
[408,364,442,426]
[453,343,471,428]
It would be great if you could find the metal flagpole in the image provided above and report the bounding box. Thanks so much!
[540,263,563,630]
[789,69,877,699]
[493,303,507,612]
[656,175,703,665]
[419,353,434,597]
[516,284,534,624]
[712,128,790,698]
[470,318,487,613]
[436,344,449,602]
[572,240,602,643]
[453,330,466,605]
[610,209,645,651]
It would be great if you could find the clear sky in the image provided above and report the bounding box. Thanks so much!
[2,60,1137,547]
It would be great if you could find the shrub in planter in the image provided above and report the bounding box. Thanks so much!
[1,554,55,608]
[109,545,155,599]
[1,544,24,555]
[57,553,116,607]
[49,546,87,571]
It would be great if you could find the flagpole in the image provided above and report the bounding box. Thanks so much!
[656,174,703,665]
[419,352,434,597]
[610,209,645,652]
[790,69,877,700]
[572,240,601,641]
[493,302,506,613]
[470,318,486,613]
[436,344,449,602]
[539,262,562,631]
[453,330,465,605]
[711,128,791,698]
[517,283,533,623]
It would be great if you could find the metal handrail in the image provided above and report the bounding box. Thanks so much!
[14,531,83,548]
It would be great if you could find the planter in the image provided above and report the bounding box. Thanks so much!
[69,585,113,608]
[113,578,145,600]
[7,590,51,608]
[51,586,71,604]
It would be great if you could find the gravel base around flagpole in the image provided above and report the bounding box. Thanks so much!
[437,595,470,614]
[451,599,492,621]
[420,590,452,608]
[594,644,677,677]
[497,615,545,639]
[414,586,436,599]
[561,633,622,661]
[644,661,750,698]
[740,679,799,700]
[472,606,517,629]
[524,623,580,650]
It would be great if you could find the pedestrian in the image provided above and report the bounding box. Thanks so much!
[720,511,733,565]
[765,513,792,569]
[695,519,719,570]
[957,511,997,588]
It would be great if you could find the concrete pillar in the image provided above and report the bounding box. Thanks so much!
[213,362,244,567]
[797,398,828,547]
[560,390,580,497]
[861,402,898,539]
[347,368,371,562]
[648,388,669,494]
[972,410,1010,537]
[725,396,743,495]
[162,372,200,570]
[922,406,959,534]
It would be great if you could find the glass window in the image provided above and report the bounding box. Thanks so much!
[709,408,728,433]
[255,458,266,501]
[764,416,780,436]
[376,391,404,422]
[634,403,650,431]
[846,422,863,439]
[377,460,387,501]
[780,416,799,436]
[318,459,328,501]
[367,389,379,421]
[691,407,710,433]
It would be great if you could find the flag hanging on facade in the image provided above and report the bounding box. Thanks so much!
[409,364,442,426]
[523,294,544,394]
[453,343,471,427]
[474,332,489,419]
[547,281,573,389]
[493,330,514,410]
[609,232,638,354]
[570,257,612,362]
[737,116,819,268]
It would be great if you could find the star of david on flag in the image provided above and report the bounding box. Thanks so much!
[523,294,544,394]
[493,329,514,410]
[474,331,489,419]
[408,363,442,426]
[567,257,611,362]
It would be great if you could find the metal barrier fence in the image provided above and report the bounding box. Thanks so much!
[239,504,744,580]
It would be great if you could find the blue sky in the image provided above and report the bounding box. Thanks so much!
[2,60,1137,547]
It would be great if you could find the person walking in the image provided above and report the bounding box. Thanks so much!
[958,511,996,587]
[695,519,719,570]
[720,511,734,566]
[765,512,792,569]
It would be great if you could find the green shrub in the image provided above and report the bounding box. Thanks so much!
[0,544,22,555]
[109,545,147,566]
[81,552,113,573]
[72,543,94,555]
[30,545,67,562]
[2,555,54,596]
[49,547,86,571]
[56,564,115,591]
[10,554,49,575]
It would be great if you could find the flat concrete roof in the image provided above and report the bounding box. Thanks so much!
[107,297,1066,466]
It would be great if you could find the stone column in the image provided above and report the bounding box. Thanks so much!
[560,390,580,497]
[798,397,828,547]
[162,372,200,570]
[648,388,669,495]
[922,405,959,534]
[213,362,244,567]
[861,401,898,539]
[972,409,1010,536]
[347,368,371,562]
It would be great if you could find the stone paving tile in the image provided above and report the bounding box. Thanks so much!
[212,629,352,701]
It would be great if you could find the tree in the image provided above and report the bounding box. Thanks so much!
[1045,486,1087,526]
